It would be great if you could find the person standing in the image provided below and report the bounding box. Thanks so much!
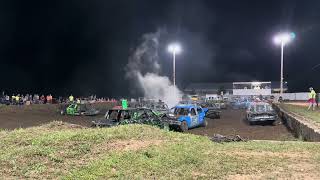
[308,87,317,111]
[69,94,74,103]
[15,94,20,105]
[46,95,50,104]
[49,94,53,104]
[11,94,15,104]
[316,93,319,108]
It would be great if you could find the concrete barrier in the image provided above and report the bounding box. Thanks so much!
[273,104,320,142]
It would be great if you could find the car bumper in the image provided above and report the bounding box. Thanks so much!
[82,110,100,116]
[165,120,182,126]
[247,117,277,122]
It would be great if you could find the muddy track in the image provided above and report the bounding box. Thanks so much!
[188,109,296,140]
[0,105,295,140]
[0,103,114,130]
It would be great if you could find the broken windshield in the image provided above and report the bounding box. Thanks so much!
[250,104,273,112]
[174,108,189,116]
[108,110,119,120]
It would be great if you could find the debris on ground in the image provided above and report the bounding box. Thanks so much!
[210,134,248,143]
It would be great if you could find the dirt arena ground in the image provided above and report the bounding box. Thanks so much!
[0,104,295,140]
[285,102,309,107]
[189,109,296,140]
[0,103,115,129]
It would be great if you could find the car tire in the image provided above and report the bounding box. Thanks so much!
[202,119,208,127]
[269,121,275,126]
[180,121,188,132]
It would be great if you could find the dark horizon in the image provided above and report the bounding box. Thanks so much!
[1,0,320,97]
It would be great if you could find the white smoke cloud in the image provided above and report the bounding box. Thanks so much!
[137,72,181,108]
[126,30,182,108]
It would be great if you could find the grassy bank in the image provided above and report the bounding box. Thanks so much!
[281,104,320,124]
[1,122,320,179]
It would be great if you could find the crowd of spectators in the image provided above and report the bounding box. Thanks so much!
[0,93,60,105]
[0,92,117,106]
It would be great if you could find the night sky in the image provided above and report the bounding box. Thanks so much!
[1,0,320,97]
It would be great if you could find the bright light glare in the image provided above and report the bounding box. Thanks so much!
[273,33,294,45]
[168,43,182,54]
[251,82,261,86]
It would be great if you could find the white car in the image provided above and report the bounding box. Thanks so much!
[246,102,277,125]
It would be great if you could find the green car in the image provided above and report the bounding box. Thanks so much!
[60,103,100,116]
[91,107,180,130]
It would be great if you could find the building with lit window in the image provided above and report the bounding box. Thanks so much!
[184,81,288,96]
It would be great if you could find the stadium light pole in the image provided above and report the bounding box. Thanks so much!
[168,43,182,87]
[273,32,295,97]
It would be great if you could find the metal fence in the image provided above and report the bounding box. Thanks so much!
[272,92,309,101]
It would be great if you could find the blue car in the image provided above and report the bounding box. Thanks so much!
[170,104,208,132]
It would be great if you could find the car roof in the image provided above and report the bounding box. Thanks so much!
[111,107,152,111]
[174,104,198,108]
[111,106,135,110]
[249,102,270,106]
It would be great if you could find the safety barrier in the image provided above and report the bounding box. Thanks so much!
[273,104,320,141]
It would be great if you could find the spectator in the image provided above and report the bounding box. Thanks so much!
[316,93,319,108]
[69,94,74,103]
[46,94,53,104]
[33,94,39,104]
[11,94,15,104]
[15,94,20,104]
[308,87,316,111]
[40,95,45,104]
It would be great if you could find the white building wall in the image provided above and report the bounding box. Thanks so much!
[272,92,309,100]
[233,89,271,96]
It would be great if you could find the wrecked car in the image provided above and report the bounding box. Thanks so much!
[135,101,169,117]
[167,104,209,132]
[246,102,277,125]
[91,107,180,129]
[214,101,227,109]
[199,102,221,119]
[201,102,220,110]
[205,109,221,119]
[204,99,227,109]
[60,103,100,116]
